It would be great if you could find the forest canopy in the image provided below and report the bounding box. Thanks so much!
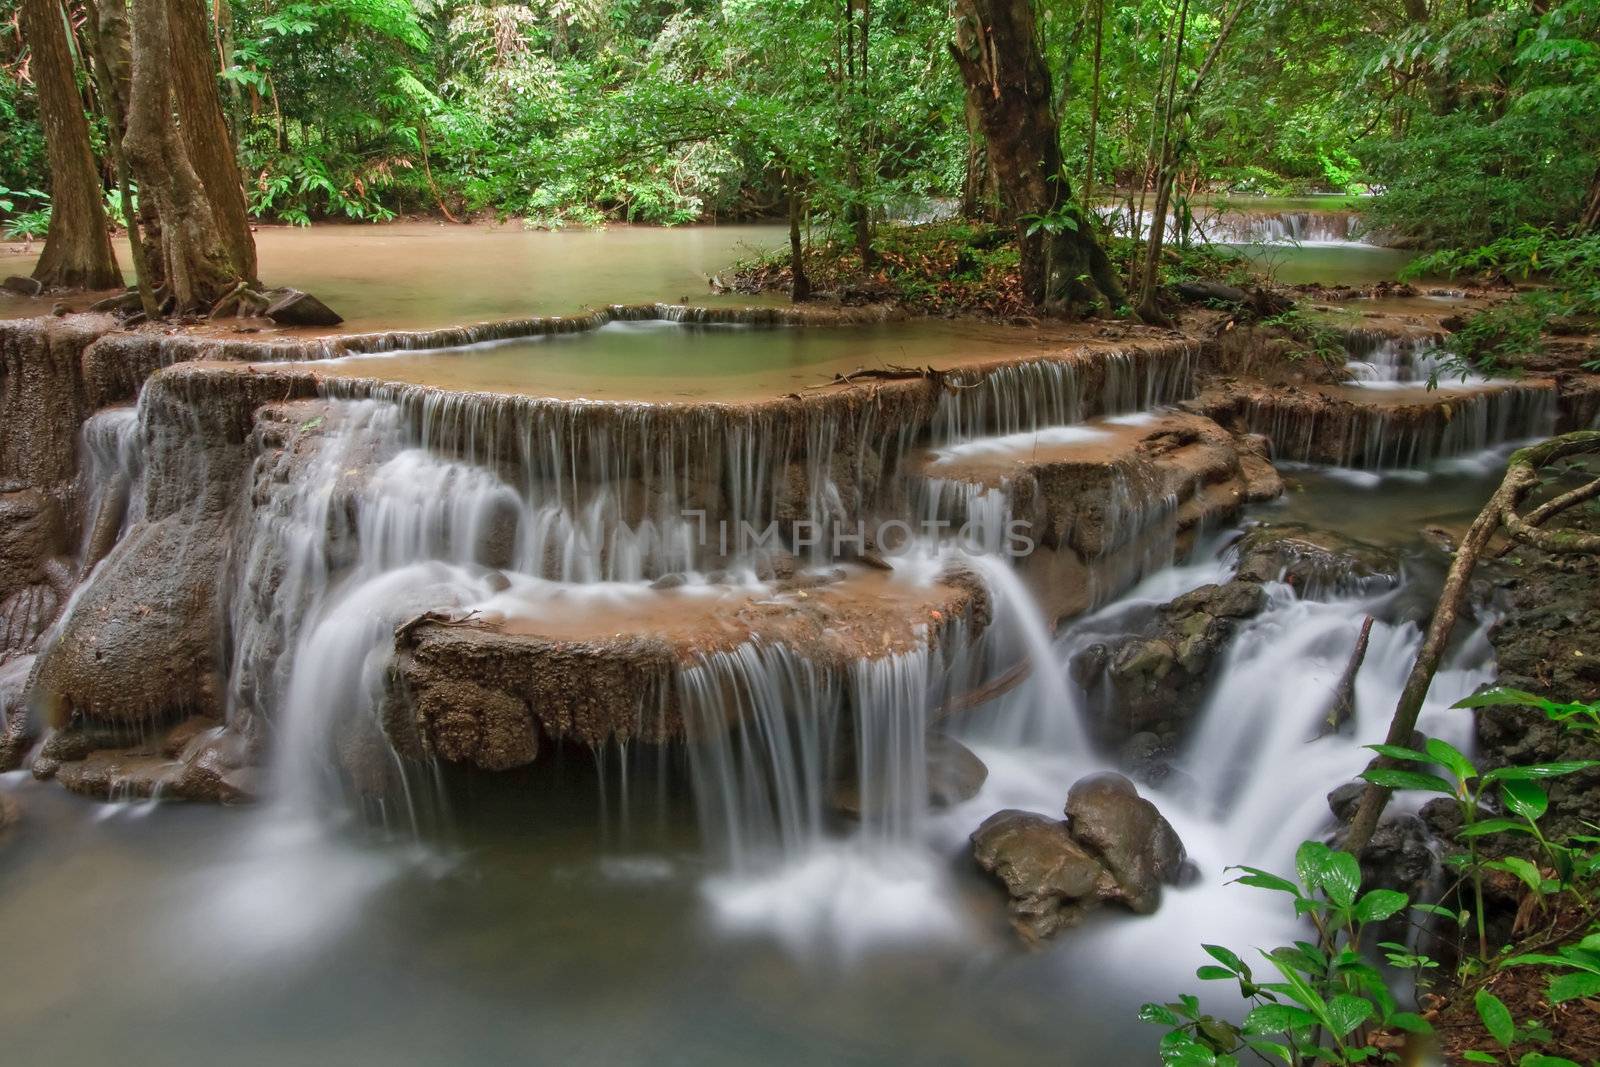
[1,0,1597,271]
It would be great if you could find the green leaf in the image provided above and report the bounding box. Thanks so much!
[1227,866,1299,896]
[1387,1011,1433,1034]
[1241,1037,1293,1063]
[1487,856,1545,895]
[1360,767,1456,794]
[1483,760,1600,783]
[1458,818,1534,838]
[1501,780,1548,821]
[1322,851,1362,908]
[1462,1053,1499,1064]
[1475,988,1515,1048]
[1139,1002,1182,1027]
[1242,1003,1318,1035]
[1426,736,1477,782]
[1324,994,1373,1038]
[1503,952,1584,969]
[1354,889,1409,923]
[1295,841,1333,890]
[1366,743,1433,763]
[1549,971,1600,1004]
[1196,965,1236,981]
[1453,687,1553,712]
[1517,1053,1583,1067]
[1203,944,1248,977]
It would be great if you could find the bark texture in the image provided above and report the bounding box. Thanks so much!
[122,0,254,312]
[949,0,1125,315]
[20,0,122,290]
[168,0,256,282]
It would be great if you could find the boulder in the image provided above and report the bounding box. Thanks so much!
[1064,772,1187,914]
[27,513,230,725]
[1077,580,1268,743]
[264,289,344,328]
[832,733,988,818]
[971,809,1114,942]
[1,276,43,297]
[0,489,66,600]
[1234,522,1400,595]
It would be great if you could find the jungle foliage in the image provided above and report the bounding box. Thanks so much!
[1,0,1595,255]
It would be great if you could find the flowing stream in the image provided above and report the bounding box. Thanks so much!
[0,223,1518,1065]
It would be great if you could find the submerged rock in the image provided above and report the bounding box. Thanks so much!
[831,733,988,818]
[1,276,43,297]
[1234,522,1400,596]
[52,720,257,804]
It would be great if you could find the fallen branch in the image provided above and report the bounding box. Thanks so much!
[805,364,944,390]
[1315,615,1373,739]
[1491,476,1600,557]
[394,608,480,648]
[932,659,1032,723]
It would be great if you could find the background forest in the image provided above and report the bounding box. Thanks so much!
[1,0,1596,252]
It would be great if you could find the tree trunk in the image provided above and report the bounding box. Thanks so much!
[949,0,1125,315]
[1580,160,1600,231]
[20,0,122,290]
[80,0,158,316]
[168,0,256,283]
[788,174,811,302]
[1082,0,1105,211]
[122,0,246,312]
[960,92,994,220]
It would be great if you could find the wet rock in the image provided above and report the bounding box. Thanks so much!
[1235,522,1400,595]
[27,514,230,725]
[52,722,257,804]
[1357,813,1438,904]
[1,276,42,297]
[86,290,143,315]
[1064,772,1188,914]
[1,316,119,490]
[1119,731,1186,791]
[31,725,94,780]
[1079,580,1268,743]
[1419,796,1465,838]
[264,289,344,328]
[418,679,539,772]
[832,733,988,817]
[0,489,66,600]
[927,733,988,807]
[1327,781,1365,823]
[971,809,1113,942]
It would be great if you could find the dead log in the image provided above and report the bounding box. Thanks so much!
[1316,616,1373,739]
